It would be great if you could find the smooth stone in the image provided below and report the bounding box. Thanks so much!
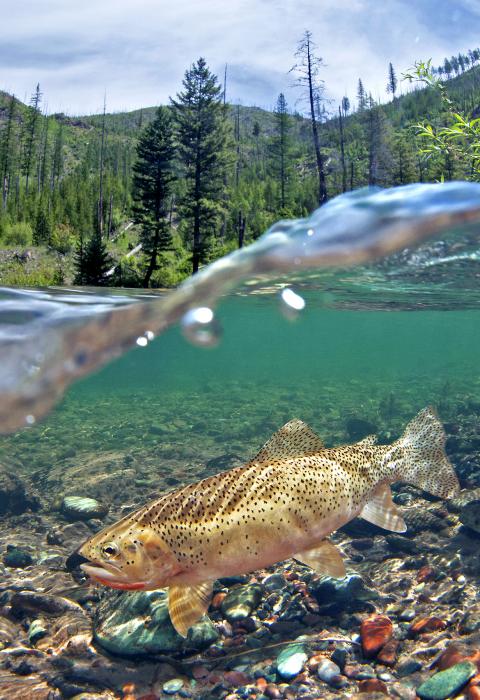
[316,657,346,687]
[397,658,423,677]
[3,545,33,568]
[61,496,108,521]
[94,590,219,657]
[311,573,379,611]
[163,679,184,694]
[459,499,480,534]
[221,584,263,623]
[263,574,286,592]
[416,661,476,699]
[360,614,393,658]
[276,643,307,680]
[28,619,48,645]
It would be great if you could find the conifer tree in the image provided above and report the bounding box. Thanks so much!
[341,96,350,116]
[291,31,328,205]
[171,57,232,273]
[272,93,292,209]
[33,205,52,245]
[357,79,367,111]
[1,95,16,210]
[132,106,175,286]
[387,62,398,97]
[74,230,111,285]
[23,83,42,195]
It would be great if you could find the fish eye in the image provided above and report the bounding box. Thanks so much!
[101,542,119,558]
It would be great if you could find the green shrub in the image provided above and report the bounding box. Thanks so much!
[2,222,33,247]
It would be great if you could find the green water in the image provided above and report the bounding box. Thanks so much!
[4,297,480,489]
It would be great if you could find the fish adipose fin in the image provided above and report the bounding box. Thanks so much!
[168,581,213,637]
[254,419,325,462]
[390,407,460,499]
[360,483,407,532]
[293,538,346,578]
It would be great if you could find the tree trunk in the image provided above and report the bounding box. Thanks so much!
[306,37,327,205]
[338,107,347,193]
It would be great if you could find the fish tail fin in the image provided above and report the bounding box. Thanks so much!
[388,407,459,499]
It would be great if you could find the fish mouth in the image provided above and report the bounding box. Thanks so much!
[80,563,147,591]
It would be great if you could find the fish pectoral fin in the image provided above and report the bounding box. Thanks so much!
[253,419,325,462]
[293,538,346,578]
[360,483,407,532]
[168,581,213,637]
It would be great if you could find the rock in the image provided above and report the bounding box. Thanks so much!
[459,500,480,534]
[221,584,263,623]
[358,679,388,694]
[3,545,33,568]
[276,643,307,680]
[94,590,219,657]
[311,574,379,611]
[397,658,423,677]
[376,639,399,666]
[28,619,48,645]
[346,417,378,441]
[0,471,40,515]
[61,496,108,521]
[409,617,447,636]
[263,574,286,592]
[162,679,184,694]
[416,661,477,699]
[316,657,346,687]
[360,615,394,658]
[11,591,84,617]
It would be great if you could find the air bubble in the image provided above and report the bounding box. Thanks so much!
[279,288,306,321]
[25,414,35,425]
[180,307,222,348]
[136,336,148,347]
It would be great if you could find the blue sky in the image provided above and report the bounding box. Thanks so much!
[2,0,480,116]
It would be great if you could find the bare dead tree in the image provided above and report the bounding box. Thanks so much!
[290,31,328,205]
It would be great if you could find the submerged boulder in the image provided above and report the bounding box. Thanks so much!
[310,573,380,612]
[93,590,219,657]
[459,499,480,535]
[0,471,40,515]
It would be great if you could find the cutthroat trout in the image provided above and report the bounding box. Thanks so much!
[77,407,459,635]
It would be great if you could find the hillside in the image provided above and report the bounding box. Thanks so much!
[1,56,480,287]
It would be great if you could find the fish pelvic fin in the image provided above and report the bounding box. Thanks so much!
[386,407,460,499]
[168,581,213,637]
[253,419,325,462]
[360,483,406,532]
[293,538,346,578]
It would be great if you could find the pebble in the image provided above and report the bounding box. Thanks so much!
[360,615,394,658]
[61,495,108,521]
[28,619,47,645]
[276,643,307,680]
[416,661,477,699]
[316,656,346,687]
[221,584,263,622]
[397,658,423,677]
[358,678,389,694]
[409,617,447,636]
[377,638,399,666]
[3,545,33,568]
[162,679,184,694]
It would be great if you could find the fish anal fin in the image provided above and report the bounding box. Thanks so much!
[293,538,345,578]
[168,581,213,637]
[360,483,407,532]
[254,419,324,462]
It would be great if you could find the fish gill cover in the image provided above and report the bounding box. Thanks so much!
[0,181,480,434]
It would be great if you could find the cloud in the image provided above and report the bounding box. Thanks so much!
[2,0,479,114]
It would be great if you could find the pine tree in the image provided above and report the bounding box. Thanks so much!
[338,105,347,192]
[33,205,52,245]
[132,106,175,286]
[290,30,328,205]
[22,83,42,195]
[171,57,232,273]
[74,230,111,285]
[341,96,350,116]
[387,62,398,98]
[357,79,367,111]
[271,93,292,209]
[1,95,16,210]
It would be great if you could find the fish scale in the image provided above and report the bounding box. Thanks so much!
[78,407,459,636]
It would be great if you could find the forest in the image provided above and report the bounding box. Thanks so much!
[1,34,480,288]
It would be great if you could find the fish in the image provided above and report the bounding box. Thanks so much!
[76,407,459,636]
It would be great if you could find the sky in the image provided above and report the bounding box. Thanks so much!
[2,0,480,116]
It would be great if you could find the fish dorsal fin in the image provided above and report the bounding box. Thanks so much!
[168,581,213,637]
[253,419,325,462]
[293,538,346,578]
[360,483,407,532]
[357,434,377,447]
